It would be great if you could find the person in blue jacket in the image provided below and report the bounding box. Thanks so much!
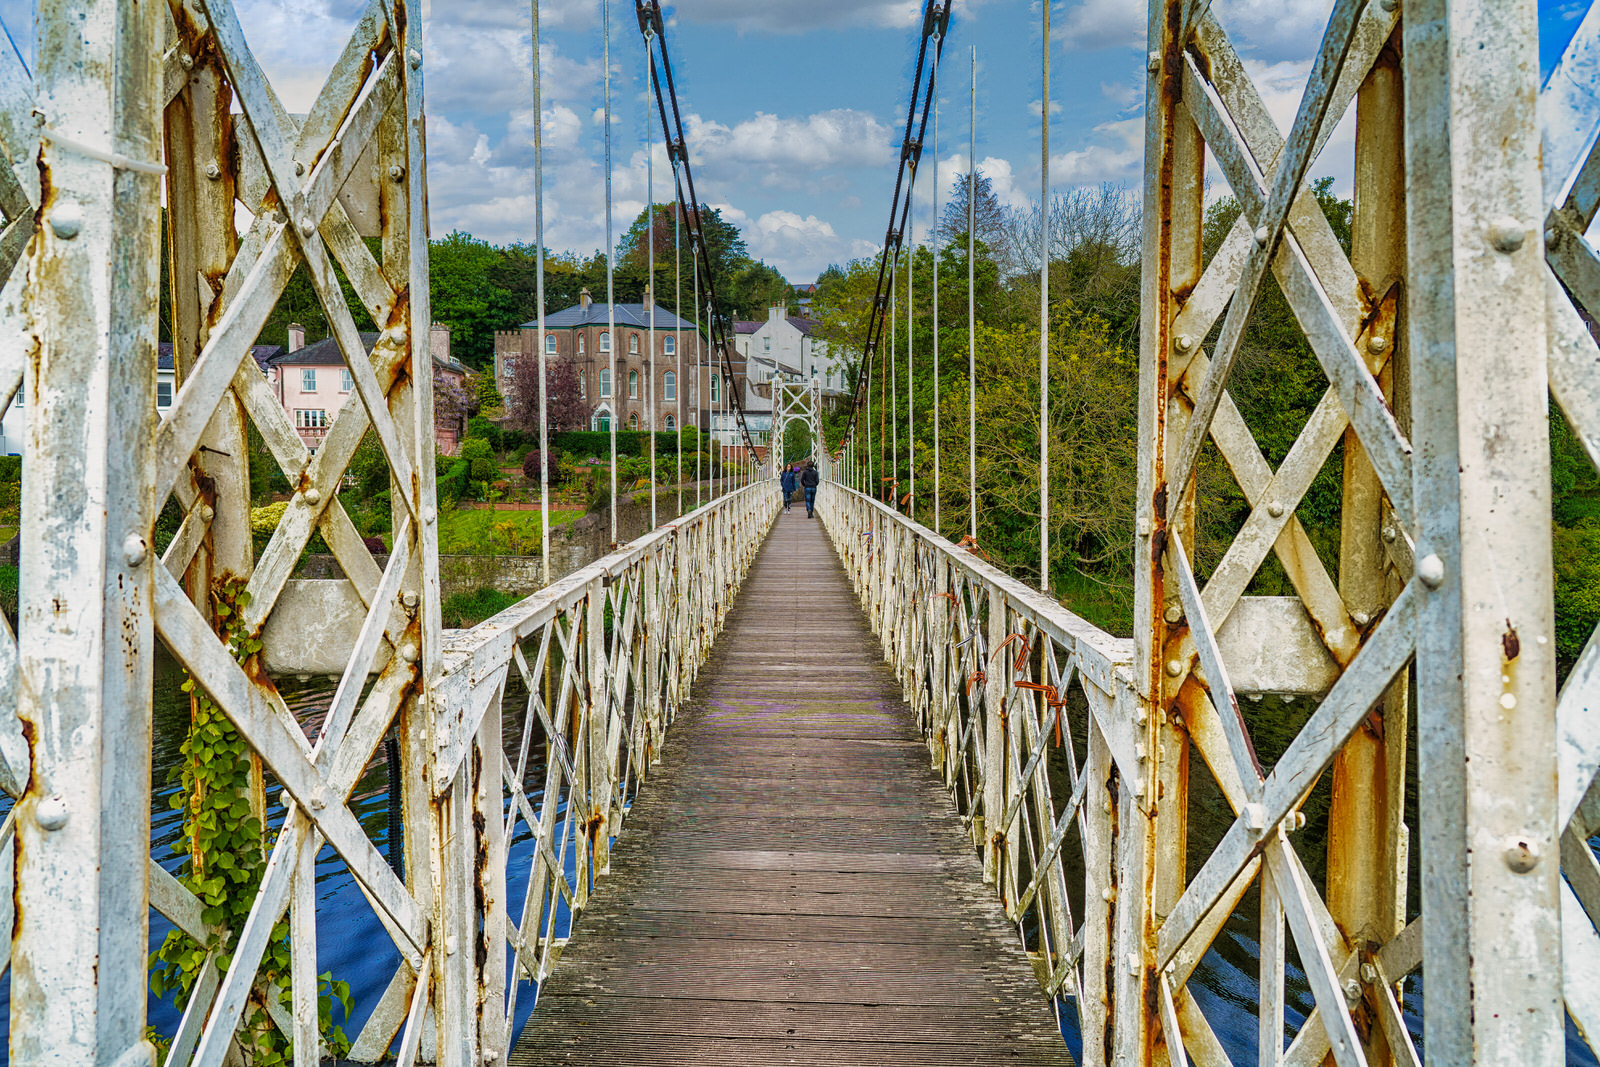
[800,462,820,517]
[780,464,798,512]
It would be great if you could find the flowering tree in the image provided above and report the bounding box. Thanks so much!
[509,356,586,434]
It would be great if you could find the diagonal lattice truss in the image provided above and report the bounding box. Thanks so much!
[1542,3,1600,1054]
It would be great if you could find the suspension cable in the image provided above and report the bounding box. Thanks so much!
[907,160,916,520]
[932,31,942,536]
[968,46,977,542]
[645,22,658,530]
[604,0,619,544]
[838,0,952,463]
[1038,0,1050,592]
[635,1,759,457]
[693,241,703,509]
[674,162,683,519]
[533,0,550,585]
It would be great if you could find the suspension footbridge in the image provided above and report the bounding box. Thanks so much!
[1,0,1598,1065]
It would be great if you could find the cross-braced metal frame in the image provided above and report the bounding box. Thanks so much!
[767,378,824,475]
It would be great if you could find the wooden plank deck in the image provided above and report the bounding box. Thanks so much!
[511,507,1075,1066]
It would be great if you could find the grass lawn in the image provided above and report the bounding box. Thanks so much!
[436,505,582,555]
[1053,568,1134,639]
[0,525,15,544]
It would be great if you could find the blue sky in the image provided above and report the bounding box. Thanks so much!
[0,0,1590,282]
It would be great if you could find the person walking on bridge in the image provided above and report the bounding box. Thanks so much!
[800,461,820,518]
[781,463,798,513]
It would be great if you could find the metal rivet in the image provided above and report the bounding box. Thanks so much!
[402,589,419,610]
[280,790,292,809]
[179,53,194,71]
[123,534,148,568]
[1165,659,1184,677]
[1366,334,1388,354]
[1135,742,1148,761]
[1292,810,1306,830]
[1505,839,1540,873]
[389,164,406,182]
[1102,886,1116,902]
[294,160,305,176]
[409,953,424,970]
[1243,803,1266,830]
[35,794,69,831]
[1266,500,1284,518]
[1382,525,1397,544]
[1545,224,1563,250]
[1254,225,1270,247]
[1417,553,1445,588]
[49,201,83,240]
[1135,708,1149,725]
[408,48,423,70]
[1164,604,1183,624]
[1380,0,1399,10]
[446,934,458,955]
[1351,611,1370,627]
[1173,333,1193,353]
[1500,691,1517,710]
[1147,50,1160,73]
[204,161,221,180]
[1487,216,1527,253]
[199,504,215,523]
[1137,516,1151,536]
[1343,978,1362,1007]
[1127,952,1141,976]
[401,643,419,663]
[298,215,316,236]
[1361,962,1378,984]
[304,488,321,506]
[423,506,437,525]
[309,791,326,811]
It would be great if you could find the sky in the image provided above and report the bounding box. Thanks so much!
[0,0,1591,284]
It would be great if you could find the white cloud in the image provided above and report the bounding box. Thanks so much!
[1051,116,1144,185]
[1060,0,1340,62]
[1060,0,1143,51]
[686,109,896,181]
[672,0,930,34]
[745,210,877,279]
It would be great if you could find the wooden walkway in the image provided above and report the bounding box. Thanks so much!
[511,507,1075,1066]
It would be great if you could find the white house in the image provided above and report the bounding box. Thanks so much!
[733,305,851,399]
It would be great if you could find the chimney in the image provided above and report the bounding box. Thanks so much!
[770,304,787,321]
[287,322,305,352]
[430,322,451,366]
[579,287,593,308]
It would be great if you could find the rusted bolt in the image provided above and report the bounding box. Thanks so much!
[1351,611,1370,627]
[1165,658,1184,677]
[1361,962,1378,984]
[1504,839,1537,875]
[1254,225,1269,247]
[408,48,423,69]
[50,201,84,240]
[304,488,321,506]
[1146,51,1160,73]
[1173,333,1193,352]
[204,160,221,180]
[1266,500,1284,518]
[401,643,419,663]
[1417,553,1445,588]
[123,534,148,567]
[1487,216,1527,253]
[1343,977,1362,1007]
[36,794,69,831]
[402,589,419,611]
[199,504,215,523]
[294,160,305,176]
[1382,525,1397,544]
[179,53,194,70]
[389,164,406,182]
[1366,334,1388,354]
[1164,604,1183,624]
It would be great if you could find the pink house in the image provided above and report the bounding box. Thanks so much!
[265,322,467,454]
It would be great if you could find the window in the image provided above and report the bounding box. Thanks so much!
[301,367,316,391]
[156,381,172,408]
[342,368,354,392]
[811,366,818,379]
[600,332,611,353]
[578,334,586,355]
[629,334,639,354]
[663,370,676,401]
[545,334,557,355]
[629,370,639,399]
[600,367,612,397]
[579,371,587,399]
[594,412,610,432]
[763,337,771,353]
[665,414,675,430]
[295,409,329,429]
[664,335,676,356]
[710,373,720,402]
[628,412,640,430]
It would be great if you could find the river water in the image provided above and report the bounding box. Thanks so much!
[0,656,1592,1063]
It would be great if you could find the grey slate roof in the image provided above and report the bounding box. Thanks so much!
[159,342,282,373]
[270,333,467,373]
[733,320,762,334]
[527,302,698,331]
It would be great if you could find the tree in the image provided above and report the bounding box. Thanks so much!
[434,367,469,444]
[508,357,587,435]
[938,170,1011,272]
[722,259,792,320]
[429,231,523,369]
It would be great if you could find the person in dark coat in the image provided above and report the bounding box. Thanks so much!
[780,464,798,512]
[800,462,820,517]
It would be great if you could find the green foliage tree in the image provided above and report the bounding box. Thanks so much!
[460,438,497,483]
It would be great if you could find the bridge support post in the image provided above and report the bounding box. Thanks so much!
[12,1,163,1063]
[1404,1,1563,1061]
